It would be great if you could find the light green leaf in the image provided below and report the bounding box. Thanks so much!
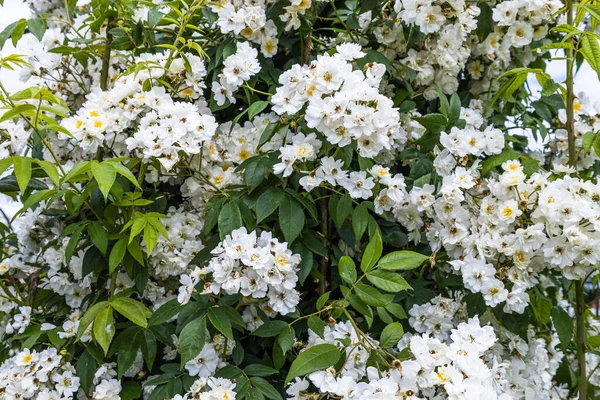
[12,156,31,193]
[93,306,115,355]
[77,301,109,339]
[109,238,128,273]
[354,284,389,307]
[34,159,60,186]
[367,270,412,292]
[144,224,158,255]
[338,256,357,284]
[378,251,428,270]
[91,161,116,201]
[111,297,152,328]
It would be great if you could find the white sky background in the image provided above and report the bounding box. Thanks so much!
[1,1,600,218]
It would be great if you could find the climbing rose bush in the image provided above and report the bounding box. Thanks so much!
[1,0,600,399]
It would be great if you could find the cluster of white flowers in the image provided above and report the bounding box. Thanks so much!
[468,0,561,94]
[209,0,279,57]
[181,113,284,207]
[146,206,205,279]
[90,362,123,400]
[171,377,236,400]
[440,114,504,158]
[286,320,378,399]
[0,348,79,399]
[382,145,600,309]
[288,295,565,399]
[177,227,301,315]
[60,53,216,170]
[391,0,480,99]
[212,42,261,105]
[272,44,404,157]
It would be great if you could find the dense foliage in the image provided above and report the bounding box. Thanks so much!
[1,0,600,399]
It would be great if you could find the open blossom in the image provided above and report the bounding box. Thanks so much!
[177,227,301,316]
[272,44,404,158]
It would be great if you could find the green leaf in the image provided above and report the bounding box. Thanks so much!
[91,162,116,201]
[256,188,285,222]
[367,270,412,292]
[252,320,288,337]
[88,221,108,255]
[352,204,369,241]
[111,162,142,189]
[530,294,552,325]
[10,18,26,46]
[148,9,164,28]
[334,194,353,227]
[380,322,405,348]
[413,113,447,133]
[149,299,182,326]
[218,200,243,239]
[109,238,128,273]
[65,222,87,265]
[307,316,325,338]
[93,305,115,355]
[0,21,17,49]
[250,377,283,400]
[111,297,152,328]
[76,350,97,394]
[378,251,428,270]
[77,301,109,339]
[0,104,36,123]
[581,34,600,79]
[12,156,31,194]
[141,330,157,370]
[552,306,573,349]
[257,122,283,150]
[248,101,270,120]
[360,230,382,272]
[316,291,330,310]
[245,364,279,377]
[117,329,142,378]
[27,18,46,40]
[338,256,357,285]
[354,284,389,307]
[208,307,234,340]
[34,159,60,186]
[279,195,304,244]
[285,344,341,384]
[144,224,159,255]
[120,381,143,400]
[179,316,206,367]
[481,149,518,176]
[244,157,270,193]
[475,3,493,41]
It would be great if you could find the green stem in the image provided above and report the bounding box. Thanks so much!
[565,1,586,398]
